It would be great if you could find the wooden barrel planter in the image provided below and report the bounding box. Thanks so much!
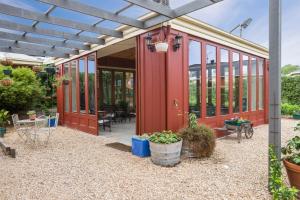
[149,140,182,167]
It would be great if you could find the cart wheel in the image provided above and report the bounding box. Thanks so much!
[245,127,254,139]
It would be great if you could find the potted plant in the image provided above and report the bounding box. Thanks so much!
[149,130,182,167]
[178,113,216,158]
[0,109,9,137]
[155,41,169,52]
[55,75,70,86]
[293,110,300,120]
[3,68,12,75]
[282,124,300,191]
[44,67,56,75]
[0,77,13,86]
[27,110,36,120]
[32,66,43,72]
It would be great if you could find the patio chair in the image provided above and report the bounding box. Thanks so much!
[38,113,59,144]
[11,114,30,142]
[31,116,50,145]
[98,113,112,132]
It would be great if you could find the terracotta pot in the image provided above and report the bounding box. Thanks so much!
[28,114,36,120]
[283,159,300,190]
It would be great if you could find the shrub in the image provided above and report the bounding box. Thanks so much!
[0,66,46,114]
[281,103,300,116]
[282,76,300,105]
[178,113,216,158]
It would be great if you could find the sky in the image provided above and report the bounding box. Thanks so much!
[0,0,299,66]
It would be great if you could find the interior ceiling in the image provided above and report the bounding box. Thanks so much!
[109,48,135,60]
[97,37,136,58]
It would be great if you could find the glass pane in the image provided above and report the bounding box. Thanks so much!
[251,58,257,111]
[71,60,77,112]
[79,58,86,113]
[64,63,70,112]
[220,49,229,115]
[115,72,124,105]
[101,70,112,107]
[188,40,201,118]
[88,55,96,115]
[232,52,240,113]
[258,59,264,110]
[242,55,249,112]
[206,45,216,117]
[125,72,135,110]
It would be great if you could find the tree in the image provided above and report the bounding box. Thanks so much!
[281,64,300,75]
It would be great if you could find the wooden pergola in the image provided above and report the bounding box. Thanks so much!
[0,0,282,185]
[0,0,221,58]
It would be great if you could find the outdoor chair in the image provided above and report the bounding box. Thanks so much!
[37,113,59,144]
[98,113,112,132]
[11,114,30,142]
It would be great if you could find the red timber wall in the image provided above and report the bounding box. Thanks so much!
[137,29,167,134]
[56,53,98,135]
[137,26,269,136]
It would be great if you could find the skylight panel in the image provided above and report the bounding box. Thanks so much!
[119,5,151,19]
[50,7,101,25]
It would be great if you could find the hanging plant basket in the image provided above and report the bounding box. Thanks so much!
[63,80,69,85]
[37,71,47,79]
[155,41,169,52]
[3,69,12,76]
[0,78,13,86]
[32,66,43,72]
[45,67,56,75]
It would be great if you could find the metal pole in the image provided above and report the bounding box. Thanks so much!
[269,0,282,178]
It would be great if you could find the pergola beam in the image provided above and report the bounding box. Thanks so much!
[38,0,145,28]
[0,47,69,58]
[125,0,175,18]
[0,31,90,50]
[0,19,104,44]
[0,39,79,55]
[0,3,123,38]
[173,0,222,17]
[144,0,223,28]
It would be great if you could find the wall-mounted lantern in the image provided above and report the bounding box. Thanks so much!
[146,33,155,52]
[173,34,182,51]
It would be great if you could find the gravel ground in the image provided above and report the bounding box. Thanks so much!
[0,119,299,200]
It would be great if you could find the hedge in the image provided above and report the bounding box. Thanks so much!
[282,76,300,105]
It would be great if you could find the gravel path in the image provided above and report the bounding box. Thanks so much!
[0,119,299,200]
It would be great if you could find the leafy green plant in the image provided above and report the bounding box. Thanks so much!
[0,109,9,127]
[188,113,198,129]
[149,130,181,144]
[282,135,300,165]
[0,66,45,114]
[26,110,36,115]
[281,103,300,116]
[269,146,298,199]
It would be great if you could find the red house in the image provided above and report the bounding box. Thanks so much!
[55,16,269,137]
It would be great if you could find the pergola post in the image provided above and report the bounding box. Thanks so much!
[269,0,282,172]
